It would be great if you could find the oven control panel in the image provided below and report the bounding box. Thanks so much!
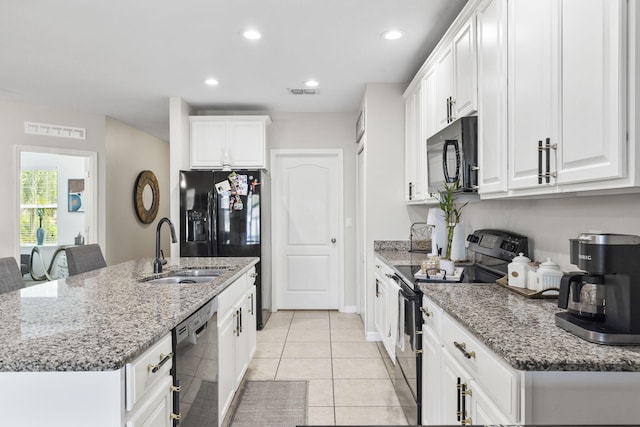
[466,229,528,262]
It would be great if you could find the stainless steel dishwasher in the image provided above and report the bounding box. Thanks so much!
[173,297,218,427]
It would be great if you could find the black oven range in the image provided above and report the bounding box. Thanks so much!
[384,229,529,425]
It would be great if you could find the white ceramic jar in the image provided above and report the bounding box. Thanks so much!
[537,258,563,290]
[507,252,530,288]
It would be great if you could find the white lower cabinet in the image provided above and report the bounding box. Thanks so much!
[217,267,258,423]
[422,295,516,425]
[422,294,640,425]
[421,326,441,425]
[374,258,400,360]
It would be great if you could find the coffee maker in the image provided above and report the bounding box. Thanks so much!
[556,233,640,345]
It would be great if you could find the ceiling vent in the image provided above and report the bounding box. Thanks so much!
[24,121,86,140]
[288,88,318,95]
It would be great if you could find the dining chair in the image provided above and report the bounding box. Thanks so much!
[65,244,107,276]
[0,257,26,294]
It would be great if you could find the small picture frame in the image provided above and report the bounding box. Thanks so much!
[355,108,365,143]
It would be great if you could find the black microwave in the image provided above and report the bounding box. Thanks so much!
[426,116,478,193]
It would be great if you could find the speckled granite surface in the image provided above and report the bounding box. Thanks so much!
[373,240,411,251]
[375,250,640,372]
[0,257,257,372]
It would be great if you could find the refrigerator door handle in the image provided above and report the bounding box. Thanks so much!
[207,191,215,255]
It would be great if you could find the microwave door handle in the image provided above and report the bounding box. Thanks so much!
[443,140,461,183]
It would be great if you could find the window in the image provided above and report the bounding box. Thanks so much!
[20,170,58,245]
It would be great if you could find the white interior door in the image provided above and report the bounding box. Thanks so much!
[272,150,343,310]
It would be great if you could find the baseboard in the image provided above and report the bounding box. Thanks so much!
[340,305,357,313]
[366,331,383,342]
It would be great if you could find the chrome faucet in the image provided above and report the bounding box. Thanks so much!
[154,217,178,274]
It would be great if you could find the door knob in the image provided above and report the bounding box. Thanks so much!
[331,238,336,243]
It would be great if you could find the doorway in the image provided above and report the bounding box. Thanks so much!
[271,149,344,310]
[16,146,97,278]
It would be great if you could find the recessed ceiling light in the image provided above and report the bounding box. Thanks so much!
[204,78,219,86]
[242,29,262,40]
[305,80,319,88]
[381,29,404,40]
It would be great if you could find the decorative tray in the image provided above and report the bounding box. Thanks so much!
[495,276,559,299]
[415,267,465,282]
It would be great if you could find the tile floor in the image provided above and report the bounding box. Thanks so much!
[246,310,409,426]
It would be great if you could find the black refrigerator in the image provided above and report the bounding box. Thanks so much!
[179,169,270,329]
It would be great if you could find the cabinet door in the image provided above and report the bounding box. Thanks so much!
[452,17,478,118]
[217,310,236,420]
[423,65,438,140]
[440,349,472,426]
[507,0,560,190]
[125,376,173,427]
[374,274,387,340]
[235,287,257,387]
[435,46,454,129]
[477,0,508,195]
[468,379,512,425]
[405,93,418,202]
[246,286,257,360]
[384,278,400,359]
[234,301,250,387]
[558,0,625,185]
[190,119,226,168]
[227,120,266,169]
[422,325,442,425]
[405,87,427,203]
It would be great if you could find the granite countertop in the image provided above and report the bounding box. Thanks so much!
[0,257,258,373]
[374,249,640,372]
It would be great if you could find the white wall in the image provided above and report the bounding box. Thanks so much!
[0,100,107,261]
[105,117,170,264]
[268,112,357,307]
[362,83,412,333]
[411,191,640,272]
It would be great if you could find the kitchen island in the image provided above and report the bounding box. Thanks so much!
[0,256,258,426]
[375,248,640,425]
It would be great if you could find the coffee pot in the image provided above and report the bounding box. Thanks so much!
[558,273,605,320]
[555,233,640,345]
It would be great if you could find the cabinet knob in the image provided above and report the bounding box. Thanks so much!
[420,307,431,317]
[331,238,337,243]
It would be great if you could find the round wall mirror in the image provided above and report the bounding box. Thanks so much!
[134,170,159,224]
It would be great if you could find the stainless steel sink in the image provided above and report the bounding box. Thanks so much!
[144,276,215,285]
[172,268,225,277]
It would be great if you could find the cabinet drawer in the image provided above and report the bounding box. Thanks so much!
[218,271,251,315]
[441,314,519,420]
[125,333,173,411]
[421,295,442,333]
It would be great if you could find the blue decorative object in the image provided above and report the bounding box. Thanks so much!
[36,226,44,245]
[36,210,45,245]
[68,193,82,212]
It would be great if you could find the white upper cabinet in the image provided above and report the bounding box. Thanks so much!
[507,0,560,191]
[477,0,508,195]
[558,0,626,185]
[190,116,271,169]
[435,45,455,129]
[433,17,478,133]
[507,0,627,193]
[405,85,429,203]
[453,18,479,119]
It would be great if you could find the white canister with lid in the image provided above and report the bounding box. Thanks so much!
[537,258,564,290]
[507,252,530,288]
